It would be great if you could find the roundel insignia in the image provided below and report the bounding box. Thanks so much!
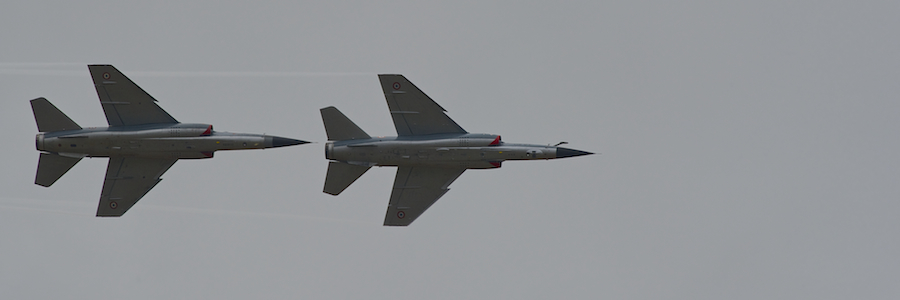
[397,211,405,219]
[109,201,118,209]
[102,72,111,80]
[392,82,401,90]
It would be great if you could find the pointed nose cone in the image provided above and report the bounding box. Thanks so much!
[556,147,593,159]
[268,136,309,148]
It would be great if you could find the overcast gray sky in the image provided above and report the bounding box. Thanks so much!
[2,1,899,299]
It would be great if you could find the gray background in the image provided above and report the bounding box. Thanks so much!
[2,1,898,299]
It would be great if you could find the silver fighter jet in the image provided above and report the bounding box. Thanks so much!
[321,74,593,226]
[31,65,308,217]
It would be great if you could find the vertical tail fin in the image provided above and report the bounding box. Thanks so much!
[323,161,371,195]
[30,98,81,132]
[35,153,81,187]
[320,106,370,141]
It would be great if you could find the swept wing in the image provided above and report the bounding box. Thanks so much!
[384,166,466,226]
[378,74,466,136]
[89,65,178,126]
[96,157,177,217]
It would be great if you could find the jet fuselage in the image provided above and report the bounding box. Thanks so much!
[37,123,301,159]
[326,133,588,169]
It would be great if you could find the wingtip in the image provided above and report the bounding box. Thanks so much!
[87,64,114,68]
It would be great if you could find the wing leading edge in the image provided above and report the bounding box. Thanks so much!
[384,166,466,226]
[378,74,466,136]
[96,157,177,217]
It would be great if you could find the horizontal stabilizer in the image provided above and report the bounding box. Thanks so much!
[320,106,370,141]
[323,161,371,195]
[34,153,81,187]
[30,98,82,132]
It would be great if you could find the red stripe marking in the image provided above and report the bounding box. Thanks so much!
[201,125,212,136]
[489,135,501,145]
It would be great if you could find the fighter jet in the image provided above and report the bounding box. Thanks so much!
[320,74,593,226]
[31,65,308,217]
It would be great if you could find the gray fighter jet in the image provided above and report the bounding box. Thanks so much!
[320,74,593,226]
[31,65,308,217]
